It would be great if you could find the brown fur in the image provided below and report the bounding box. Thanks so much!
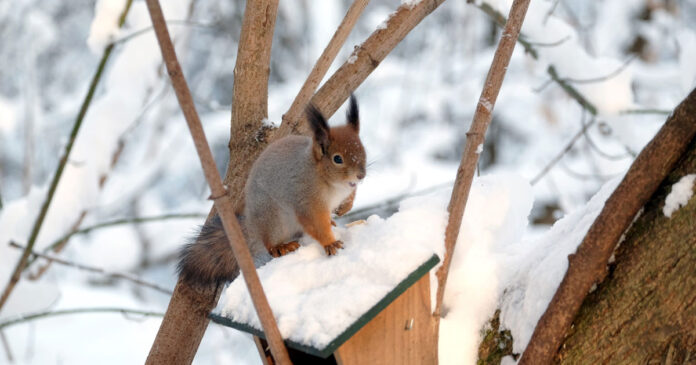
[178,96,366,285]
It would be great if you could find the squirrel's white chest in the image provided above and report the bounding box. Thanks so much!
[326,183,354,212]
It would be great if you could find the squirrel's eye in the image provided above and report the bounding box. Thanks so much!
[333,155,344,164]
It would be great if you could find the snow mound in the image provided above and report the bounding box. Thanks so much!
[663,174,696,218]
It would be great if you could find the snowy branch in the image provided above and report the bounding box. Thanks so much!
[9,242,172,295]
[435,0,532,319]
[0,0,135,313]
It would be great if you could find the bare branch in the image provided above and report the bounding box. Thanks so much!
[276,0,450,138]
[0,0,135,313]
[0,330,12,363]
[520,89,696,364]
[561,55,636,84]
[0,307,164,330]
[530,118,597,185]
[22,213,207,270]
[475,3,668,117]
[143,0,291,363]
[9,242,172,295]
[434,0,532,319]
[282,0,369,126]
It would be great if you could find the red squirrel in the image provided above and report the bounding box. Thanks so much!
[178,96,367,285]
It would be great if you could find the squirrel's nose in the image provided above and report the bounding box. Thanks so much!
[357,170,366,180]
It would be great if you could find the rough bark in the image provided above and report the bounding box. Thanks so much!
[224,0,279,210]
[520,88,696,365]
[555,136,696,364]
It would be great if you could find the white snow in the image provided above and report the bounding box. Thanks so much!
[87,0,128,54]
[476,143,483,154]
[498,176,621,355]
[663,174,695,218]
[401,0,423,9]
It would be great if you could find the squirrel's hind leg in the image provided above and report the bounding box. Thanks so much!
[268,241,300,257]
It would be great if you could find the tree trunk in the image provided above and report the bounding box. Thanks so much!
[476,135,696,365]
[145,1,279,363]
[555,136,696,364]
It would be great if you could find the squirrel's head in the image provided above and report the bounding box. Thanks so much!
[306,94,367,189]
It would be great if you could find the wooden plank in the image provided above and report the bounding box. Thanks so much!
[334,275,437,365]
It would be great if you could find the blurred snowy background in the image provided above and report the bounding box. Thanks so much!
[0,0,694,363]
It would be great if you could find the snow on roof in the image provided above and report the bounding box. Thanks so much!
[215,192,448,350]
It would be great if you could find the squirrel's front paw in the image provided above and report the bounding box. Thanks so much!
[323,240,344,256]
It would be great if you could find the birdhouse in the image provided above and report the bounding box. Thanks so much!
[210,240,440,365]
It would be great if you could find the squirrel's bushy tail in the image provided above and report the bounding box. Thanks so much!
[178,215,240,286]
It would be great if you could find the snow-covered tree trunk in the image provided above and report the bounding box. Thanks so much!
[555,137,696,364]
[477,93,696,364]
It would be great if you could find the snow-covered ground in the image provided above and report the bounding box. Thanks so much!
[1,0,694,363]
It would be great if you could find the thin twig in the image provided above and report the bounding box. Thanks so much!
[521,34,570,47]
[561,55,636,84]
[23,213,207,269]
[434,0,532,320]
[143,0,291,363]
[282,0,369,126]
[340,181,453,221]
[9,242,172,295]
[475,3,665,117]
[0,0,134,313]
[0,307,164,330]
[276,0,450,138]
[112,19,214,45]
[0,330,12,363]
[621,108,671,115]
[581,118,631,161]
[530,118,597,185]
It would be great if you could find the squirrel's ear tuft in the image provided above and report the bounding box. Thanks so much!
[346,94,359,133]
[306,103,330,155]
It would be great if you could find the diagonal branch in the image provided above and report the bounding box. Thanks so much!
[519,88,696,364]
[143,0,291,364]
[434,0,532,320]
[276,0,449,138]
[0,0,134,313]
[282,0,369,126]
